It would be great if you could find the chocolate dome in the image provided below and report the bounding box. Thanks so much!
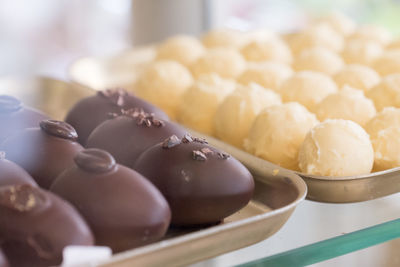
[0,184,94,267]
[65,89,169,145]
[1,120,83,188]
[134,134,255,225]
[50,149,171,252]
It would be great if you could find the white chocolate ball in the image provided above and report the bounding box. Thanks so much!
[366,74,400,111]
[298,119,374,176]
[214,83,282,148]
[315,86,376,126]
[387,39,400,50]
[244,103,319,170]
[348,25,392,46]
[370,127,400,171]
[177,74,236,135]
[237,62,293,91]
[280,71,338,112]
[341,39,383,65]
[191,48,246,79]
[288,24,344,55]
[372,50,400,76]
[315,12,356,36]
[201,29,246,49]
[135,60,193,119]
[240,39,293,64]
[333,64,380,92]
[243,29,280,44]
[365,107,400,138]
[293,47,344,75]
[156,35,205,66]
[365,108,400,171]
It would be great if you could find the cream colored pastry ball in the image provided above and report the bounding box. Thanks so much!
[341,39,383,65]
[243,29,280,44]
[280,71,338,112]
[333,64,380,92]
[387,39,400,50]
[240,39,293,64]
[237,62,293,92]
[135,60,193,119]
[177,74,236,135]
[214,83,282,148]
[365,108,400,171]
[288,24,344,55]
[314,12,356,36]
[156,35,205,66]
[244,102,319,170]
[372,50,400,76]
[191,48,246,79]
[201,29,245,49]
[365,107,400,138]
[366,74,400,111]
[315,86,376,126]
[293,47,344,75]
[298,119,374,176]
[348,25,392,46]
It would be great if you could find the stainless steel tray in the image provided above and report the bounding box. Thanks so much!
[0,76,306,267]
[69,52,400,204]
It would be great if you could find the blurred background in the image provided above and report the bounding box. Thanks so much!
[1,0,400,79]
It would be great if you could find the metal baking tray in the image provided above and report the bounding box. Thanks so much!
[69,51,400,203]
[0,76,306,267]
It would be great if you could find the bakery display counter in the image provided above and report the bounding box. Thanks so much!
[194,194,400,266]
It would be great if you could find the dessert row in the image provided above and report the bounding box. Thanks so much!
[122,13,400,176]
[0,90,254,267]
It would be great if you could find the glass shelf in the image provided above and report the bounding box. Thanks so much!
[192,193,400,267]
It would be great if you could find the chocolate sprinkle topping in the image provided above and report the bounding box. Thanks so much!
[217,152,230,159]
[0,184,48,212]
[200,147,213,155]
[98,88,127,107]
[192,150,207,161]
[193,137,208,144]
[162,135,181,149]
[110,108,165,128]
[181,134,193,143]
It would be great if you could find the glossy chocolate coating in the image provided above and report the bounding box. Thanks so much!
[86,111,186,167]
[0,249,9,267]
[0,153,37,187]
[50,149,171,252]
[0,95,49,143]
[1,120,83,189]
[0,184,94,267]
[65,89,169,145]
[134,135,255,225]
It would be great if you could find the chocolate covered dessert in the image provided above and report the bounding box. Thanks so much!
[65,88,169,145]
[0,152,37,187]
[134,134,255,226]
[0,184,94,267]
[50,149,171,252]
[86,108,186,167]
[1,120,83,189]
[0,95,49,143]
[0,249,8,267]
